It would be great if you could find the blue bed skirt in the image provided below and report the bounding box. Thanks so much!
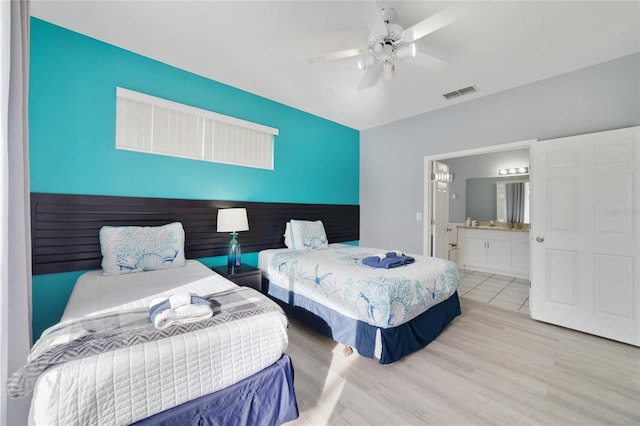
[133,354,299,426]
[268,282,461,364]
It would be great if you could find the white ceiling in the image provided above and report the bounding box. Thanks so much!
[30,1,640,130]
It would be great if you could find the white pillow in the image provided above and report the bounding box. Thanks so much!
[289,219,328,250]
[284,222,293,248]
[100,222,186,275]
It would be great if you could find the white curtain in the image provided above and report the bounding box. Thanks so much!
[1,1,32,424]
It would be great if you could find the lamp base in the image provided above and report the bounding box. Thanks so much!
[227,232,241,272]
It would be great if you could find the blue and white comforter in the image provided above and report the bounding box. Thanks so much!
[267,244,460,328]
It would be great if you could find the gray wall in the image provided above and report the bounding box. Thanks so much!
[360,53,640,254]
[441,148,530,223]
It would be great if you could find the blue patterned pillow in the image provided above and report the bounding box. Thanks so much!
[289,220,328,250]
[99,222,186,275]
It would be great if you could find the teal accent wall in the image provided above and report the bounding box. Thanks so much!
[31,270,86,339]
[29,18,360,339]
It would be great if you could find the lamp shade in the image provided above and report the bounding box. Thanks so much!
[217,208,249,233]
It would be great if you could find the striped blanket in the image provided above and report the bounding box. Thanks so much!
[8,287,284,399]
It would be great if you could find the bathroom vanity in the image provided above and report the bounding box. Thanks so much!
[458,226,529,279]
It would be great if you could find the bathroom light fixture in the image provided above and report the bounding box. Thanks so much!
[498,167,529,176]
[433,171,454,182]
[217,208,249,272]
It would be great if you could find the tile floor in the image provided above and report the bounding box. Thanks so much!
[458,269,530,314]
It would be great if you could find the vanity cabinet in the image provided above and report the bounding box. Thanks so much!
[463,236,490,268]
[462,228,529,279]
[510,232,530,275]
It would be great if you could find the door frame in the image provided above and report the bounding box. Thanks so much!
[423,139,536,257]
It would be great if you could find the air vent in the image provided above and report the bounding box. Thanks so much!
[443,85,477,100]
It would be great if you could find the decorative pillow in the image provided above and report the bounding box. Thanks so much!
[289,219,328,250]
[100,222,186,275]
[283,221,293,248]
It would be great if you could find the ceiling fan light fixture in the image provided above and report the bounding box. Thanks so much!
[383,60,395,79]
[372,41,384,53]
[357,55,376,70]
[396,43,416,59]
[308,3,462,90]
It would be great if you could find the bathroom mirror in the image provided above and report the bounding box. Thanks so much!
[466,177,530,223]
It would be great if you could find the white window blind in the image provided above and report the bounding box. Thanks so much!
[115,87,278,169]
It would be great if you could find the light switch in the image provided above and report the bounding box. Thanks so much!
[416,212,422,221]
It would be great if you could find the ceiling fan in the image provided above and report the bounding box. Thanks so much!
[308,2,466,90]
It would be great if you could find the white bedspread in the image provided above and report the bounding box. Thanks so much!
[29,260,289,426]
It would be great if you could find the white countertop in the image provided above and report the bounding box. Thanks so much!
[457,225,529,233]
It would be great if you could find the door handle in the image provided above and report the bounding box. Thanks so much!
[536,236,545,243]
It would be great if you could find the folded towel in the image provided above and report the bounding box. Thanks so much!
[386,250,402,257]
[400,255,415,265]
[371,253,387,261]
[149,294,213,329]
[149,294,211,313]
[362,253,415,269]
[362,256,400,269]
[168,293,191,309]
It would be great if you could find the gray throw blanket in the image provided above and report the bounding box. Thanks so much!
[7,287,284,399]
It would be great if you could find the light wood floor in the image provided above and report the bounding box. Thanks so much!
[284,296,640,425]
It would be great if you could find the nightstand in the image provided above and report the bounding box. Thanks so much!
[212,264,262,292]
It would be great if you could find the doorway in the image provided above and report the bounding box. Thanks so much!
[423,139,535,259]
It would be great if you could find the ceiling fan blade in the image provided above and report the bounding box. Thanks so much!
[402,51,447,72]
[401,2,467,43]
[308,48,365,64]
[363,1,388,36]
[357,60,383,90]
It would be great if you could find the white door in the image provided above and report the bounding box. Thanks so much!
[530,126,639,346]
[432,161,450,259]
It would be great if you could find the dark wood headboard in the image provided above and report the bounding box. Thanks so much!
[31,193,359,275]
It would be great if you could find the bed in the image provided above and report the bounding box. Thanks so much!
[11,223,299,425]
[258,221,461,364]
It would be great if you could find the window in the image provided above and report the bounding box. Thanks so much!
[115,87,278,169]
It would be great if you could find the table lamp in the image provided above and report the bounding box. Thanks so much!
[216,208,249,272]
